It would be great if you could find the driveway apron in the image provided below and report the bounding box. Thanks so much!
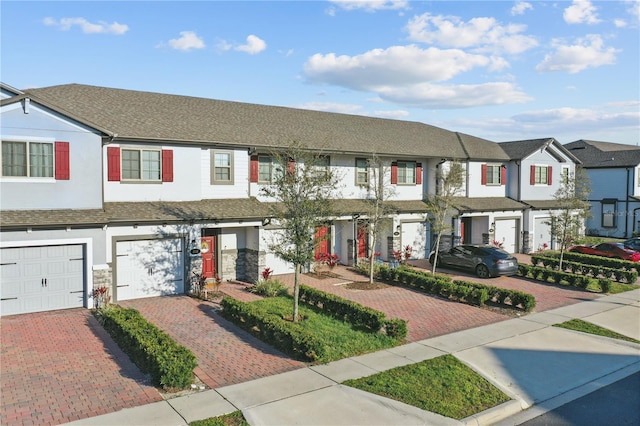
[0,309,161,426]
[119,295,305,390]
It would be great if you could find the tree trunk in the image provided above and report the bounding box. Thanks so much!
[432,231,442,274]
[293,263,300,322]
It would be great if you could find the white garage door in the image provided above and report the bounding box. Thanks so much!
[401,222,430,259]
[115,238,184,301]
[494,219,519,253]
[534,217,553,251]
[1,245,85,316]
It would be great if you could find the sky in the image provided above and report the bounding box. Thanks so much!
[1,0,639,145]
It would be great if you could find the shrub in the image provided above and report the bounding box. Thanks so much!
[95,305,197,389]
[249,278,289,297]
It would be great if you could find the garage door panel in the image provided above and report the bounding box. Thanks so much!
[0,244,85,316]
[116,238,184,301]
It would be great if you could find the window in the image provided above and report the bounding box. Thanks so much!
[107,147,172,182]
[482,164,503,186]
[530,165,552,185]
[312,156,330,177]
[355,158,369,185]
[397,161,416,184]
[258,155,280,183]
[561,167,570,184]
[2,140,53,177]
[122,148,161,181]
[602,200,616,228]
[211,150,234,184]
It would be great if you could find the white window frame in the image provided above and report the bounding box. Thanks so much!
[355,158,369,186]
[533,165,549,185]
[485,164,501,186]
[1,139,54,178]
[601,200,617,228]
[121,147,161,182]
[397,161,416,185]
[211,150,234,184]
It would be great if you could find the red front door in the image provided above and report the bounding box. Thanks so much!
[201,236,216,279]
[357,224,368,258]
[314,226,330,258]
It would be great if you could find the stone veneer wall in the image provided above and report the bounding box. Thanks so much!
[92,267,112,308]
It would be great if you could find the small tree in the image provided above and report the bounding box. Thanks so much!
[424,160,465,274]
[546,166,591,269]
[359,156,396,283]
[261,142,339,322]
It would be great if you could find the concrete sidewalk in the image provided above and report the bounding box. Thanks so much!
[66,289,640,426]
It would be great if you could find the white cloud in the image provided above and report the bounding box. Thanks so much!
[375,81,531,108]
[43,17,128,34]
[167,31,205,51]
[371,109,410,119]
[614,19,628,28]
[235,35,267,54]
[304,45,491,89]
[511,1,533,16]
[405,13,538,55]
[295,101,364,114]
[329,1,409,12]
[563,0,601,25]
[536,34,617,74]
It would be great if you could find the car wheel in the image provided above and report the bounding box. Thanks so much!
[476,264,490,278]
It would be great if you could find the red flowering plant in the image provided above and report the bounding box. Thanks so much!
[261,267,273,281]
[492,240,504,249]
[314,252,340,269]
[92,285,111,309]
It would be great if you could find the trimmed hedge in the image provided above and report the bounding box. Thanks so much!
[220,296,327,362]
[95,306,197,389]
[542,250,638,272]
[531,254,637,284]
[298,284,407,340]
[517,264,611,293]
[377,265,536,312]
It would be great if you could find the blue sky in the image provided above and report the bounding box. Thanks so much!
[2,1,639,145]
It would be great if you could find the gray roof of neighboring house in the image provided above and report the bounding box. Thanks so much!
[18,83,505,160]
[0,209,109,228]
[564,139,640,168]
[499,138,581,163]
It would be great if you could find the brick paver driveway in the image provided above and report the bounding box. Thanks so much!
[120,295,304,389]
[0,309,161,426]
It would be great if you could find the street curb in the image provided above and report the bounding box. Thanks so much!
[462,399,523,426]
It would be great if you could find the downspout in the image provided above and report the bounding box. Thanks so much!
[625,167,630,237]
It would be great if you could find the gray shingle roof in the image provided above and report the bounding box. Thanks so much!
[21,83,503,160]
[499,138,580,163]
[564,140,640,168]
[0,209,109,228]
[453,197,527,213]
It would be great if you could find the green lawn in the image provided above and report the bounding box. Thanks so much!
[553,319,640,344]
[342,354,511,420]
[190,411,248,426]
[250,296,400,362]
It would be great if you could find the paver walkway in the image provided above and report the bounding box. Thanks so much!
[0,309,161,426]
[120,296,304,390]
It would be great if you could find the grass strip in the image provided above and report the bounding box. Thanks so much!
[553,319,640,344]
[250,296,399,362]
[342,354,511,420]
[190,411,248,426]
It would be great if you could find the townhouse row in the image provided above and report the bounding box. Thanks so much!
[0,82,613,316]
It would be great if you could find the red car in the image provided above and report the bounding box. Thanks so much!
[569,242,640,262]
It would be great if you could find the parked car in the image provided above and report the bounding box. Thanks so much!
[622,237,640,252]
[568,242,640,261]
[429,244,518,278]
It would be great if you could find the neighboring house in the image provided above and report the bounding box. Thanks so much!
[0,82,576,316]
[499,138,582,253]
[564,139,640,239]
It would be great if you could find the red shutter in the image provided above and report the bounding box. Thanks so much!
[416,163,422,185]
[391,162,398,184]
[547,166,552,185]
[250,155,259,182]
[107,146,121,181]
[162,149,173,182]
[54,141,70,180]
[501,166,506,186]
[481,164,487,185]
[530,165,536,185]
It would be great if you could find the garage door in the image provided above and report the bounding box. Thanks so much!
[1,245,85,316]
[115,238,184,301]
[494,219,519,253]
[401,222,430,259]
